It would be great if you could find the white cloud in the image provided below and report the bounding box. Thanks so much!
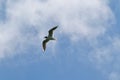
[0,0,115,61]
[1,0,120,80]
[6,0,115,39]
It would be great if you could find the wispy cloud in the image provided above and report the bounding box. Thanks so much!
[89,37,120,80]
[109,72,120,80]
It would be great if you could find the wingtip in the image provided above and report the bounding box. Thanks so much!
[42,49,45,53]
[56,25,58,27]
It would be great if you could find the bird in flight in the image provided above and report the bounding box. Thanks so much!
[42,26,58,52]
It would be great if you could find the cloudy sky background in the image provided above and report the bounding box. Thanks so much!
[0,0,120,80]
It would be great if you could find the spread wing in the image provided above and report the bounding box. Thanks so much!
[42,39,49,51]
[48,26,58,37]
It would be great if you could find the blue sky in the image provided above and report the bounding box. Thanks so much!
[0,0,120,80]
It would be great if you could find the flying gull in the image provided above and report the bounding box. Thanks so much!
[42,26,58,52]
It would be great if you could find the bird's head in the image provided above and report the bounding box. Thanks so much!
[44,36,48,38]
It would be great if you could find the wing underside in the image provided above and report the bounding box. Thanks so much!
[42,39,49,51]
[48,26,58,37]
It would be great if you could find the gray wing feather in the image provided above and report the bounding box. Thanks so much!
[48,26,58,37]
[42,39,49,51]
